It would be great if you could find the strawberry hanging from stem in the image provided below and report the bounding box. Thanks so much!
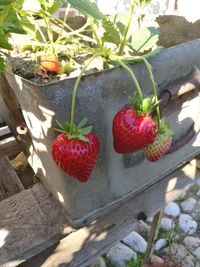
[111,59,158,153]
[51,54,102,182]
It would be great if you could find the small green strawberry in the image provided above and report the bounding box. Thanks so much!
[144,118,174,162]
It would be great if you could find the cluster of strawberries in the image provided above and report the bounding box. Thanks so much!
[40,54,173,183]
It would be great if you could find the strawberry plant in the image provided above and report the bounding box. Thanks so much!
[0,0,25,71]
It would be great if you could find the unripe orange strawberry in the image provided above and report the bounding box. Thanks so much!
[40,54,59,74]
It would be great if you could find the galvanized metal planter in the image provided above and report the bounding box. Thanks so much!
[1,39,200,227]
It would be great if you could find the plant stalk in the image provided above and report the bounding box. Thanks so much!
[141,57,160,127]
[113,58,143,102]
[117,0,135,55]
[70,53,102,133]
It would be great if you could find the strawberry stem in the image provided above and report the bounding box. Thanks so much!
[118,0,135,56]
[70,53,102,134]
[115,58,143,102]
[141,57,161,128]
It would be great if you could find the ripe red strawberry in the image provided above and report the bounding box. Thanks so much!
[51,132,99,182]
[40,54,59,74]
[144,134,172,162]
[51,118,100,182]
[112,107,157,154]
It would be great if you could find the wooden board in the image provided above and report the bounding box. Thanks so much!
[0,125,11,139]
[39,162,200,267]
[0,156,24,201]
[0,183,72,267]
[0,136,20,157]
[0,116,5,127]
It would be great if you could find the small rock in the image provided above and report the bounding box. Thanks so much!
[179,214,197,234]
[163,244,195,267]
[106,242,137,267]
[89,257,107,267]
[160,218,174,230]
[123,231,147,253]
[197,190,200,197]
[181,198,197,212]
[138,220,151,236]
[193,247,200,260]
[164,202,180,217]
[196,179,200,186]
[154,238,167,251]
[184,236,200,250]
[151,255,164,263]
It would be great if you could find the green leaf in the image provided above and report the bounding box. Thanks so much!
[77,117,88,128]
[1,5,26,34]
[79,125,92,135]
[101,17,121,45]
[128,27,160,53]
[0,30,12,49]
[49,0,62,14]
[51,127,65,133]
[67,0,103,20]
[0,56,5,72]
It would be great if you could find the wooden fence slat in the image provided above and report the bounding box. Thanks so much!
[0,183,71,267]
[40,162,200,267]
[0,156,24,201]
[0,136,20,157]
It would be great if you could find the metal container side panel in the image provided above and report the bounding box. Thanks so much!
[4,39,200,226]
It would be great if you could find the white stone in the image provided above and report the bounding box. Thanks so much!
[154,238,167,251]
[163,244,195,267]
[193,247,200,260]
[90,257,107,267]
[164,202,180,217]
[197,190,200,197]
[181,198,197,212]
[160,218,174,230]
[184,236,200,250]
[106,242,137,267]
[122,231,147,253]
[179,214,197,234]
[196,179,200,186]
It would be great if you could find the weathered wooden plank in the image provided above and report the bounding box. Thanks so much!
[0,156,24,201]
[0,136,20,157]
[0,125,11,139]
[0,183,72,267]
[41,162,200,267]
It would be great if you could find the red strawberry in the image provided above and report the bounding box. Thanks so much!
[51,117,100,183]
[112,107,157,154]
[40,54,59,73]
[144,134,172,162]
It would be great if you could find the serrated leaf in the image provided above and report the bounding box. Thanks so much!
[79,125,92,135]
[67,0,103,20]
[128,27,159,53]
[101,17,121,45]
[77,117,88,128]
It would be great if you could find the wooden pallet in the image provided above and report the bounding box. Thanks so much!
[1,117,200,267]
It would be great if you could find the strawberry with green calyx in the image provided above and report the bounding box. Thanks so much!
[144,118,174,162]
[51,54,102,182]
[40,54,60,74]
[112,59,158,153]
[51,118,100,182]
[112,94,158,154]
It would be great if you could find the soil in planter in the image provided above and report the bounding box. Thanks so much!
[9,45,105,85]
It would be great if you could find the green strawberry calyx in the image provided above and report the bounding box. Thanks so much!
[155,117,175,138]
[52,117,92,142]
[128,93,160,116]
